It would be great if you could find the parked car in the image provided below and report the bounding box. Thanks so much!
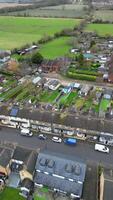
[64,138,77,145]
[95,144,109,153]
[38,134,47,140]
[20,128,33,137]
[52,136,62,143]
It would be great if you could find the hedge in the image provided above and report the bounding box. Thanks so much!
[67,71,96,81]
[68,68,98,76]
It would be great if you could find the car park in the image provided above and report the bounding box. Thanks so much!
[20,128,33,137]
[38,134,47,140]
[64,138,77,145]
[95,144,109,153]
[52,136,62,143]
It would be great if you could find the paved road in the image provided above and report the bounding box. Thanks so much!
[0,126,113,167]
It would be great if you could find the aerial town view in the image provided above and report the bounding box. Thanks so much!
[0,0,113,199]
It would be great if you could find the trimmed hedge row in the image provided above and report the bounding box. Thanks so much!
[69,68,98,76]
[67,71,96,81]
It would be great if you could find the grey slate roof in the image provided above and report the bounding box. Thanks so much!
[12,146,37,174]
[104,180,113,200]
[35,150,86,198]
[35,172,82,196]
[103,168,113,200]
[0,147,13,167]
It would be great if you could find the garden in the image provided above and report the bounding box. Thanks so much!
[0,187,25,200]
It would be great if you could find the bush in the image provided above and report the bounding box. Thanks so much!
[31,52,43,64]
[67,71,96,81]
[68,68,98,76]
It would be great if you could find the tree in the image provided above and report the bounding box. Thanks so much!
[77,53,84,67]
[31,52,43,64]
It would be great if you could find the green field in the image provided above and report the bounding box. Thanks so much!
[39,37,71,59]
[0,187,25,200]
[86,23,113,36]
[93,10,113,22]
[0,16,80,49]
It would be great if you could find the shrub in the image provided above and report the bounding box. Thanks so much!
[67,71,96,81]
[68,68,98,76]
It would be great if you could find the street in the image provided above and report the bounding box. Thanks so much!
[0,126,113,167]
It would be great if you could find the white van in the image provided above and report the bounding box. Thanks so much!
[52,136,62,143]
[20,123,30,129]
[95,144,109,153]
[20,128,33,137]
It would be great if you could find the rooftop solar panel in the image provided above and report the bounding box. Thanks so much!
[10,107,19,117]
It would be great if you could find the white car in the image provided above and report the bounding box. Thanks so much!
[20,128,33,137]
[95,144,109,153]
[38,134,47,140]
[52,136,62,143]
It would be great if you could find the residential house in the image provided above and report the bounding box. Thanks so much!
[0,146,14,179]
[44,79,61,91]
[20,178,34,198]
[79,85,92,97]
[10,146,37,197]
[34,150,86,199]
[32,76,41,85]
[103,89,113,100]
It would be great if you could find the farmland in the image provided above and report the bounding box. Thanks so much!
[85,23,113,36]
[5,4,88,18]
[93,10,113,22]
[0,16,80,49]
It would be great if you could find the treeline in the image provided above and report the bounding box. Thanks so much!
[92,19,113,24]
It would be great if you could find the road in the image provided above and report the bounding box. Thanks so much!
[43,72,113,89]
[0,126,113,167]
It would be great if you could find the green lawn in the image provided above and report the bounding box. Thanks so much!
[86,23,113,36]
[39,37,72,59]
[34,196,46,200]
[100,99,111,111]
[59,91,77,106]
[48,90,60,103]
[0,187,25,200]
[39,90,60,103]
[0,16,80,49]
[82,98,92,112]
[75,97,85,110]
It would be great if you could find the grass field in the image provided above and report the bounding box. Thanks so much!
[0,187,25,200]
[0,16,80,49]
[39,37,71,59]
[93,10,113,22]
[86,23,113,36]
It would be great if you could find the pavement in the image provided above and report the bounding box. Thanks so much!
[0,126,113,167]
